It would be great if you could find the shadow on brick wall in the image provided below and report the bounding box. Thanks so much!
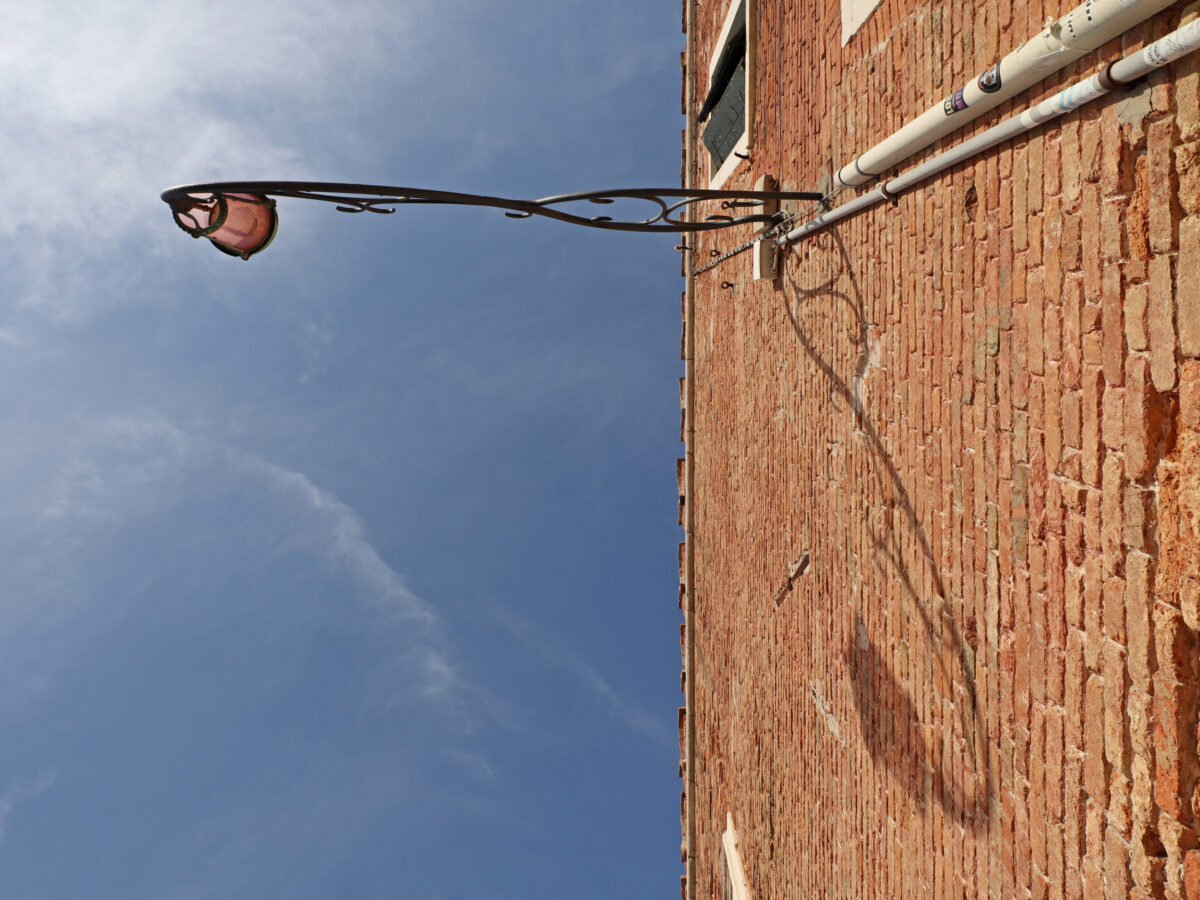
[779,226,991,831]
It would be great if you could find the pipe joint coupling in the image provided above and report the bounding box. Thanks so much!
[1097,60,1137,91]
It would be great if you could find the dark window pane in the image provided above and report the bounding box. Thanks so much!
[698,27,746,123]
[702,60,746,169]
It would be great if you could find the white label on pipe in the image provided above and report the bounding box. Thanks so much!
[1143,20,1200,68]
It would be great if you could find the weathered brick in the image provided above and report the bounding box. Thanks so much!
[1180,215,1200,358]
[1155,604,1198,685]
[1182,360,1200,429]
[1153,674,1200,824]
[1103,640,1130,775]
[1125,355,1168,483]
[1149,255,1178,391]
[1102,452,1125,576]
[1102,262,1125,386]
[1180,13,1200,142]
[1085,673,1109,804]
[1124,485,1157,553]
[1102,827,1131,900]
[681,4,1200,898]
[1125,281,1149,355]
[1102,385,1124,451]
[1180,141,1200,217]
[1185,849,1200,900]
[1184,579,1200,633]
[1126,552,1157,691]
[1148,120,1176,254]
[1104,578,1127,645]
[1082,365,1105,487]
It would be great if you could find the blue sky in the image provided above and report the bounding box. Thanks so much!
[0,2,684,897]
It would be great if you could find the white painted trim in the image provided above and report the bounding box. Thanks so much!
[841,0,883,45]
[708,0,746,80]
[722,813,753,900]
[705,0,755,189]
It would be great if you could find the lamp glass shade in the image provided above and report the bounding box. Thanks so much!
[206,193,278,259]
[170,192,278,259]
[171,193,222,235]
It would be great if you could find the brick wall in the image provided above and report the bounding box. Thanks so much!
[680,0,1200,897]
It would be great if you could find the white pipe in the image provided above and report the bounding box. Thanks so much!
[834,0,1178,189]
[781,16,1200,245]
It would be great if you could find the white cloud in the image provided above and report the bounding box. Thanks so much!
[0,1,414,319]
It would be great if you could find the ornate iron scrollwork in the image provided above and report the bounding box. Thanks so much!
[162,181,824,235]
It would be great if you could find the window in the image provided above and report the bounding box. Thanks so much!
[700,0,755,188]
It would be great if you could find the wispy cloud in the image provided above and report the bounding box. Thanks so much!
[484,600,674,750]
[235,451,434,625]
[0,770,56,845]
[35,413,456,698]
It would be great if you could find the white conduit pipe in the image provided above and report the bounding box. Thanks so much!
[781,17,1200,245]
[834,0,1178,189]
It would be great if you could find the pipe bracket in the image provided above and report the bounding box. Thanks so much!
[1098,60,1142,92]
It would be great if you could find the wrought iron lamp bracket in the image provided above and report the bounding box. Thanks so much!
[161,181,825,237]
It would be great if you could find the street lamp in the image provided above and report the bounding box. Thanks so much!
[161,181,823,260]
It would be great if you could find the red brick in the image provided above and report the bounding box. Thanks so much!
[1082,366,1105,487]
[1184,579,1200,632]
[1104,579,1126,644]
[681,4,1200,897]
[1063,391,1083,449]
[1102,453,1125,576]
[1103,827,1131,900]
[1083,185,1102,302]
[1153,674,1200,823]
[1185,849,1200,900]
[1126,552,1157,691]
[1085,554,1104,671]
[1123,486,1157,553]
[1148,120,1176,255]
[1125,355,1169,484]
[1155,604,1199,685]
[1101,109,1130,196]
[1102,262,1125,387]
[1149,255,1178,391]
[1047,361,1064,474]
[1125,281,1149,355]
[1102,386,1124,451]
[1085,673,1109,805]
[1180,215,1200,358]
[1182,360,1200,429]
[1030,268,1046,375]
[1180,141,1200,217]
[1101,196,1125,263]
[1103,640,1130,775]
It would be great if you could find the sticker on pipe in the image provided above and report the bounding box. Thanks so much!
[978,63,1002,93]
[943,88,969,116]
